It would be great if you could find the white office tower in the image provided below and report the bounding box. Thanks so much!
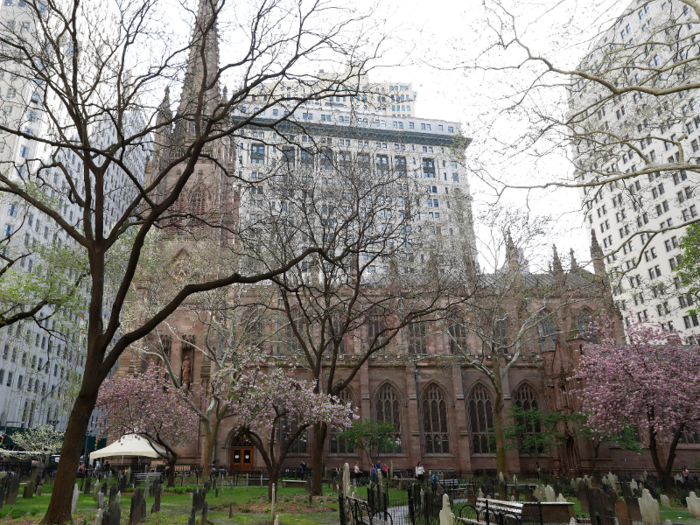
[0,0,148,432]
[570,0,700,342]
[231,102,478,282]
[260,65,418,118]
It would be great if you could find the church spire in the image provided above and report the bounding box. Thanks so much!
[590,229,606,276]
[552,244,564,275]
[176,0,221,142]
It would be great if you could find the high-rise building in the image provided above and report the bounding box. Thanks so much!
[570,0,700,341]
[0,0,149,432]
[260,65,418,118]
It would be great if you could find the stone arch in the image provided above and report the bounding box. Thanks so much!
[373,381,404,454]
[512,383,544,454]
[421,383,451,454]
[536,310,558,352]
[225,429,255,472]
[465,382,495,455]
[510,380,543,409]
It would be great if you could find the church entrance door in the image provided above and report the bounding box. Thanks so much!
[230,434,255,472]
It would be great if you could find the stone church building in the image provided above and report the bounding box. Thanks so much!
[113,0,699,479]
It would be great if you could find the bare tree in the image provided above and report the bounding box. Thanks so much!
[0,0,386,519]
[238,129,474,494]
[442,208,610,476]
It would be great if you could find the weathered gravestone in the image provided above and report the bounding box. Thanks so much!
[467,488,477,506]
[22,479,34,499]
[36,483,42,496]
[616,498,630,520]
[639,489,662,524]
[660,494,670,508]
[557,494,567,503]
[688,492,700,518]
[129,487,143,525]
[523,485,535,502]
[511,485,519,501]
[578,480,590,513]
[109,484,117,507]
[106,499,121,525]
[626,496,643,521]
[119,475,127,493]
[621,482,632,499]
[201,501,208,525]
[545,485,556,503]
[499,483,508,501]
[71,484,80,515]
[101,481,107,495]
[6,473,20,504]
[84,477,92,495]
[588,487,615,525]
[187,507,196,525]
[98,492,105,509]
[153,485,161,513]
[94,508,103,525]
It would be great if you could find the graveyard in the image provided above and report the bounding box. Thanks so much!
[0,464,700,525]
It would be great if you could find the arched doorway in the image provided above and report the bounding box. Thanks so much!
[229,433,255,472]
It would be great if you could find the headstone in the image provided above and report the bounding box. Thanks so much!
[557,494,567,503]
[554,483,563,498]
[119,475,127,493]
[660,494,670,508]
[6,474,19,504]
[626,496,643,521]
[511,485,519,501]
[639,489,662,524]
[688,492,700,518]
[23,480,34,499]
[101,481,107,495]
[439,493,455,525]
[343,463,351,497]
[467,488,477,506]
[523,485,534,503]
[109,484,117,507]
[545,485,556,503]
[229,502,233,519]
[36,484,42,496]
[0,485,4,508]
[578,480,590,513]
[621,482,632,499]
[71,483,80,515]
[84,477,91,495]
[93,479,100,500]
[108,499,121,525]
[187,507,196,525]
[94,508,103,525]
[616,498,630,520]
[98,492,105,509]
[589,487,615,525]
[201,501,208,525]
[126,467,132,485]
[129,487,143,525]
[154,485,161,512]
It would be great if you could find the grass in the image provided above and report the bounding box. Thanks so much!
[0,482,340,524]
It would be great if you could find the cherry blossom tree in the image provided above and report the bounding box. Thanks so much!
[573,318,700,482]
[221,363,354,500]
[95,368,198,486]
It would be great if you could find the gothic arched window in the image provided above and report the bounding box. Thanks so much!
[330,389,353,454]
[468,385,494,454]
[281,413,307,454]
[375,384,402,453]
[537,314,557,351]
[577,309,591,334]
[423,385,449,454]
[190,190,205,216]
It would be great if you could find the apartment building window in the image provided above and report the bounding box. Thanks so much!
[19,146,29,158]
[665,236,678,251]
[669,257,679,271]
[673,171,688,184]
[6,372,12,387]
[684,314,700,329]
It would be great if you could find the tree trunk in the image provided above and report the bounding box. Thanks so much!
[201,417,221,479]
[491,357,509,477]
[41,385,100,524]
[167,455,177,488]
[311,422,327,496]
[268,464,281,502]
[649,428,682,484]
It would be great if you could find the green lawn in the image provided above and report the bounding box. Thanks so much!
[0,482,340,524]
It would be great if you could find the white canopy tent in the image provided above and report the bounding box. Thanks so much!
[90,434,166,460]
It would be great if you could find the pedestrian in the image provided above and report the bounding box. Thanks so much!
[94,460,101,473]
[354,462,361,485]
[371,464,377,484]
[77,462,86,478]
[430,472,439,492]
[299,460,307,479]
[682,465,690,483]
[415,461,425,482]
